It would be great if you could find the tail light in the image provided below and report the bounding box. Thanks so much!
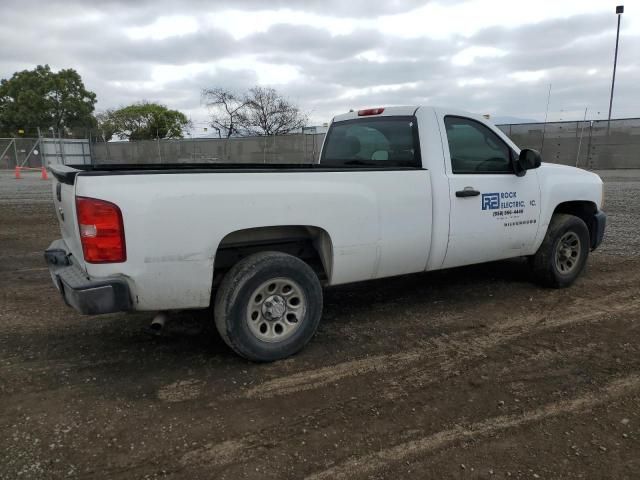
[358,107,385,116]
[76,196,126,263]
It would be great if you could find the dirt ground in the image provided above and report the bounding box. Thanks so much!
[1,169,639,479]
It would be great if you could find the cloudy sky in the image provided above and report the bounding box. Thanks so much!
[2,0,638,131]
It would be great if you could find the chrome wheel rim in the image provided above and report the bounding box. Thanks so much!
[555,231,581,274]
[246,277,306,343]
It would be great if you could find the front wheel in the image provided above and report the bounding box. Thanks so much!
[530,213,590,288]
[214,252,323,362]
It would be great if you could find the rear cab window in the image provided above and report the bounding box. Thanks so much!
[321,116,422,168]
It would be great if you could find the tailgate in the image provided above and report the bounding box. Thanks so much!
[50,165,86,271]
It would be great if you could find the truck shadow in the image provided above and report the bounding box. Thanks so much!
[119,256,535,354]
[148,256,533,347]
[3,256,541,400]
[323,257,533,316]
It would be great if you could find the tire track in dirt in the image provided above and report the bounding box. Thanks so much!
[242,288,640,400]
[180,439,249,468]
[388,293,640,395]
[305,374,640,480]
[178,342,603,471]
[179,303,639,472]
[242,350,422,399]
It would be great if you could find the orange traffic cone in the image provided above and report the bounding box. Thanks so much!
[41,166,49,180]
[14,166,21,179]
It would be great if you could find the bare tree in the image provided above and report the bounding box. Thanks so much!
[201,88,247,138]
[239,87,307,136]
[95,110,116,142]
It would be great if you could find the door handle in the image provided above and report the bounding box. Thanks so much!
[456,187,480,198]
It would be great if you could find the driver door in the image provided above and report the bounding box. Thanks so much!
[441,115,541,269]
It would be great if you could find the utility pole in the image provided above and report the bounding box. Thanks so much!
[541,83,552,152]
[37,127,43,168]
[576,108,588,167]
[13,136,18,167]
[608,5,624,122]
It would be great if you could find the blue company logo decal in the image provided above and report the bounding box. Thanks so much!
[482,191,526,210]
[482,193,500,210]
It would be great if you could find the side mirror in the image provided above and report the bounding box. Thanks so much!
[515,148,542,176]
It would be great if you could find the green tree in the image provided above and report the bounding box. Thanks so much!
[102,102,190,141]
[0,64,96,136]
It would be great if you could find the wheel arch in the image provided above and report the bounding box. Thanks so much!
[212,225,334,291]
[552,200,598,247]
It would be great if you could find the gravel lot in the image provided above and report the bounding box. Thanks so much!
[1,168,639,479]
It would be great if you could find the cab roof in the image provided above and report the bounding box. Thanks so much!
[332,106,420,123]
[331,106,498,128]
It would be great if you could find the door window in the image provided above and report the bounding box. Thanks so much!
[444,116,513,174]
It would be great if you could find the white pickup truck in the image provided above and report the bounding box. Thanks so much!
[46,106,606,361]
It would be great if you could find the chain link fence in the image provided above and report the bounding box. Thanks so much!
[3,118,638,169]
[90,118,637,169]
[0,138,43,169]
[1,126,97,169]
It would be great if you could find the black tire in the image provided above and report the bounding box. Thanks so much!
[531,213,590,288]
[214,251,323,362]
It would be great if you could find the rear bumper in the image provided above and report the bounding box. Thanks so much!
[45,239,131,315]
[591,210,606,250]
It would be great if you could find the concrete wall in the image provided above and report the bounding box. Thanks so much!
[88,119,640,169]
[92,134,325,165]
[496,118,640,169]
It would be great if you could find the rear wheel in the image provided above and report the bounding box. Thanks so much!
[214,251,322,362]
[531,213,590,288]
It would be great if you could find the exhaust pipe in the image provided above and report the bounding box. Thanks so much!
[149,312,168,335]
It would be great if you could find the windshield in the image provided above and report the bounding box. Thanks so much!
[321,116,421,167]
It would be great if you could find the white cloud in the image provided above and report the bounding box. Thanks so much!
[1,0,639,127]
[126,15,199,40]
[457,78,490,87]
[339,82,421,100]
[215,56,301,85]
[376,0,614,39]
[205,9,361,39]
[355,50,389,63]
[451,46,507,66]
[151,63,210,84]
[508,70,548,83]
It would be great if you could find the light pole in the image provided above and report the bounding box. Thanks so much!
[607,5,624,122]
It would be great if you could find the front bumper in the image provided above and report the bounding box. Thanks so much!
[591,210,606,250]
[45,239,131,315]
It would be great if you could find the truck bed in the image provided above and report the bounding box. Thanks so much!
[49,163,434,310]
